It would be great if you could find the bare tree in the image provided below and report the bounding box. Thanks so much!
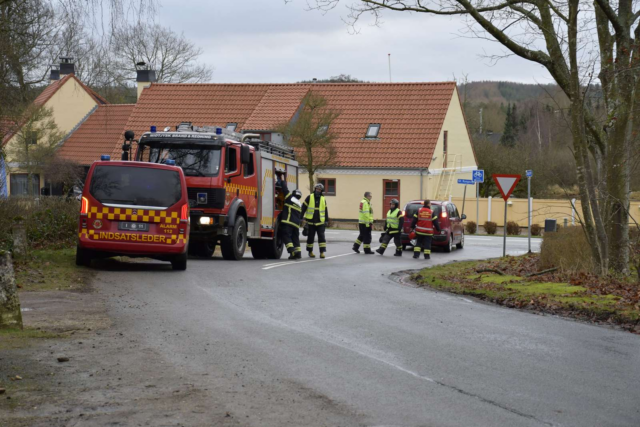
[276,92,341,192]
[306,0,640,275]
[112,23,213,83]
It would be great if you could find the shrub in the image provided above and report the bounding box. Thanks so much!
[465,221,477,235]
[531,223,542,236]
[539,226,595,273]
[506,221,521,235]
[483,221,497,235]
[0,197,79,251]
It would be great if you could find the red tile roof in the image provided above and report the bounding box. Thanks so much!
[110,82,459,168]
[57,104,135,165]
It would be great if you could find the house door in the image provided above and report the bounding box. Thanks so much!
[382,179,400,218]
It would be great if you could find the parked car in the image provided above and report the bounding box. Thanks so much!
[401,200,466,252]
[76,156,190,270]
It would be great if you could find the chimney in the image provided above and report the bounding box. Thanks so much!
[59,57,75,76]
[312,78,317,83]
[136,62,157,101]
[49,64,60,82]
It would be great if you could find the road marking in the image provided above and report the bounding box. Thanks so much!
[262,247,382,270]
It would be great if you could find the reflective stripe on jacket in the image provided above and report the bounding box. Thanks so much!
[281,193,302,228]
[414,207,435,235]
[385,208,403,234]
[359,198,373,225]
[304,194,326,225]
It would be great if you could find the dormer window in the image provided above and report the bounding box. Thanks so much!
[365,124,380,139]
[226,123,237,132]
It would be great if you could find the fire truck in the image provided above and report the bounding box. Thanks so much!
[131,123,299,260]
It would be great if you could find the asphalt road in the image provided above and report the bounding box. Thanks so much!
[94,230,640,427]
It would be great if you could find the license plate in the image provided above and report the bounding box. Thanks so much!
[118,222,149,232]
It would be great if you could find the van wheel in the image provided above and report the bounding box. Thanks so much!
[444,234,453,253]
[189,240,215,258]
[456,233,464,249]
[221,216,247,260]
[75,245,93,267]
[171,251,188,270]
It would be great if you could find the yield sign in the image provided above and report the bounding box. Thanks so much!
[492,174,521,201]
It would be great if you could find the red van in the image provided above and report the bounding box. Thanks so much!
[401,200,466,252]
[76,158,190,270]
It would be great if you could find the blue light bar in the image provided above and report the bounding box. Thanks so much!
[150,125,157,133]
[165,159,176,166]
[216,127,222,135]
[100,155,111,161]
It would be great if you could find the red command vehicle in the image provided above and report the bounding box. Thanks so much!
[76,159,190,270]
[401,200,466,253]
[134,123,299,260]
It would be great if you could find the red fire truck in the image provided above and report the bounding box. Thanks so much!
[133,123,299,260]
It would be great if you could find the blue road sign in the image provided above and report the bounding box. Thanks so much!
[458,179,475,185]
[526,170,533,178]
[472,169,484,183]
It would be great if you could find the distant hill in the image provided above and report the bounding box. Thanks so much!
[458,81,567,105]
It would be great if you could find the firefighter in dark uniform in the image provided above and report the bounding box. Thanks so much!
[301,183,329,259]
[353,191,374,254]
[376,198,403,256]
[411,200,440,259]
[277,179,303,260]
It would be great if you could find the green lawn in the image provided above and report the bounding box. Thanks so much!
[14,248,95,292]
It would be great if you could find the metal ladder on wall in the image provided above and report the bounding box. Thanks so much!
[434,154,461,200]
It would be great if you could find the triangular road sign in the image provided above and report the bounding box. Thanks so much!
[492,174,521,201]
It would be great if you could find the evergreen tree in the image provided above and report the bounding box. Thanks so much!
[500,103,517,147]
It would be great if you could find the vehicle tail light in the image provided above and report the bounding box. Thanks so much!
[441,211,448,219]
[180,204,189,222]
[80,197,89,216]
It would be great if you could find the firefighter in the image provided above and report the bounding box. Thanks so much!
[376,198,403,257]
[353,191,374,254]
[301,183,329,259]
[279,187,303,260]
[410,200,440,259]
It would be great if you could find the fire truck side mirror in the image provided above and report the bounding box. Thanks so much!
[240,145,251,165]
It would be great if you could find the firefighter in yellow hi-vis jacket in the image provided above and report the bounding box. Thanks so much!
[411,200,440,259]
[376,198,403,257]
[301,183,329,259]
[353,191,374,254]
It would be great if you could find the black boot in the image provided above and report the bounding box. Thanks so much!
[424,253,430,260]
[288,252,296,260]
[394,251,402,257]
[364,248,374,255]
[294,251,302,260]
[352,244,360,254]
[413,253,420,259]
[375,248,384,255]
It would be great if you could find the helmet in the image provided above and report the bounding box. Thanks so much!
[314,183,324,192]
[390,198,399,206]
[293,189,302,199]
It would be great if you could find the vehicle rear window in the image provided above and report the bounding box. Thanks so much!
[89,165,182,208]
[404,203,442,217]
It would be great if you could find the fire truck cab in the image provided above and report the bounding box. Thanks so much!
[134,123,298,260]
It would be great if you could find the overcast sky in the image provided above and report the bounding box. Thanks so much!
[154,0,553,84]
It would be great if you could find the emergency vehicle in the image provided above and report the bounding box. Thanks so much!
[76,158,190,270]
[134,123,299,260]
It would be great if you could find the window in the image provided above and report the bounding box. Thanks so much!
[366,124,381,138]
[244,153,255,177]
[10,174,40,196]
[25,130,38,145]
[225,147,238,173]
[262,133,272,142]
[147,146,221,177]
[384,180,399,196]
[447,204,456,218]
[317,178,336,196]
[226,123,237,132]
[317,125,328,135]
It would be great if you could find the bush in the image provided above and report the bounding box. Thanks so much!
[484,221,497,235]
[531,223,542,236]
[539,226,595,273]
[465,221,477,235]
[506,221,521,235]
[0,197,79,251]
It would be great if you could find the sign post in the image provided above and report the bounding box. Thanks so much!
[526,170,533,253]
[492,174,521,257]
[457,179,475,217]
[472,170,484,230]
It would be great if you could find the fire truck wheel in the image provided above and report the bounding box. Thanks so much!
[189,240,216,258]
[221,216,247,260]
[75,245,93,267]
[171,251,188,271]
[264,221,283,259]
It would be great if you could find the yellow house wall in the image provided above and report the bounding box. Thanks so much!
[5,77,98,195]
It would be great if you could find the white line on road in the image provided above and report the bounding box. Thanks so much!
[263,251,360,270]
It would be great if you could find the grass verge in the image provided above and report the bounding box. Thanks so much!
[13,247,95,292]
[0,327,61,351]
[411,254,640,333]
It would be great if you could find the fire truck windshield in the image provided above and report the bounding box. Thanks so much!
[146,146,221,177]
